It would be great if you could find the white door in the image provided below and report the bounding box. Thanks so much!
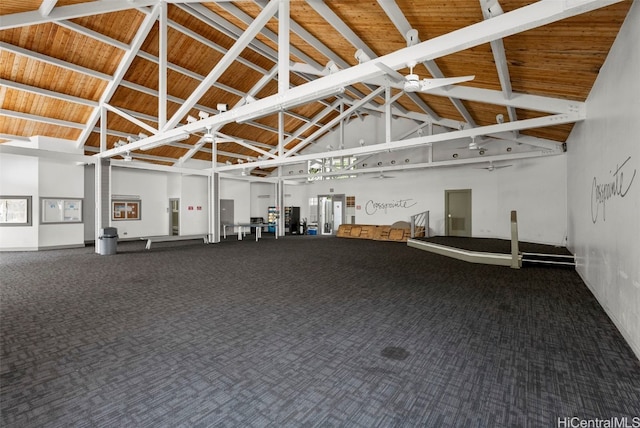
[333,201,343,232]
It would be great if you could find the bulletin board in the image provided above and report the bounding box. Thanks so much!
[112,200,141,221]
[41,198,83,224]
[0,196,32,226]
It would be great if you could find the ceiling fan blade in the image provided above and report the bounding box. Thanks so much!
[419,75,475,92]
[375,62,406,83]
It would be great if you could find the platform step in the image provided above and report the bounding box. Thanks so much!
[522,252,575,267]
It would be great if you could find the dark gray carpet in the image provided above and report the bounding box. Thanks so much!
[1,236,639,427]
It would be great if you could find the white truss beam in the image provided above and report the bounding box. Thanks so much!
[0,79,98,107]
[426,85,584,115]
[0,42,112,81]
[0,0,155,30]
[99,0,618,159]
[479,0,519,128]
[285,87,386,158]
[39,0,59,17]
[377,0,475,125]
[0,143,96,163]
[217,112,579,172]
[203,1,370,102]
[103,103,158,136]
[278,0,290,95]
[158,1,168,129]
[55,20,129,50]
[175,65,280,165]
[164,0,279,130]
[76,4,161,148]
[0,108,85,129]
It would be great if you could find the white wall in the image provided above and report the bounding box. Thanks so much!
[0,137,84,251]
[282,154,567,245]
[180,175,209,235]
[38,157,85,248]
[220,178,251,224]
[0,153,39,250]
[567,1,640,359]
[111,168,169,239]
[251,182,276,220]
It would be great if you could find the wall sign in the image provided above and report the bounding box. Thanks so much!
[365,198,417,215]
[591,156,636,223]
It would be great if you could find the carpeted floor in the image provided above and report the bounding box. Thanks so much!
[1,236,639,427]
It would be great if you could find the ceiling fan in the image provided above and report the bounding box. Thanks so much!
[376,61,475,93]
[190,126,238,144]
[476,161,512,172]
[457,136,488,152]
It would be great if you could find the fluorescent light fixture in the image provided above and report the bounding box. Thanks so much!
[198,111,210,120]
[217,103,228,112]
[140,132,189,151]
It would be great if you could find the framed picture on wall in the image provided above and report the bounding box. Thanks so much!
[0,196,32,226]
[112,200,141,221]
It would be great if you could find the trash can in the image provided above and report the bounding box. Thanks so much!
[98,227,118,255]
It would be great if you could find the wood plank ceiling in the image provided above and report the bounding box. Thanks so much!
[0,0,633,176]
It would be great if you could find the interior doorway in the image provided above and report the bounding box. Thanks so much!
[445,189,472,237]
[169,199,179,235]
[220,199,234,235]
[318,194,345,235]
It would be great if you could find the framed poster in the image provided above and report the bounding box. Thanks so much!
[112,200,141,221]
[41,198,83,224]
[0,196,32,226]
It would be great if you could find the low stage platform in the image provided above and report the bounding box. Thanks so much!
[408,236,575,268]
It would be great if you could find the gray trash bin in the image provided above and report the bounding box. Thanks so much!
[99,227,118,255]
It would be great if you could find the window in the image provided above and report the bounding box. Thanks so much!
[308,156,357,181]
[0,196,32,226]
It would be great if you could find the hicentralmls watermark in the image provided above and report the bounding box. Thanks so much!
[557,417,640,428]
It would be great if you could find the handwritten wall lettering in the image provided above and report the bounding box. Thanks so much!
[590,156,636,223]
[365,198,417,215]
